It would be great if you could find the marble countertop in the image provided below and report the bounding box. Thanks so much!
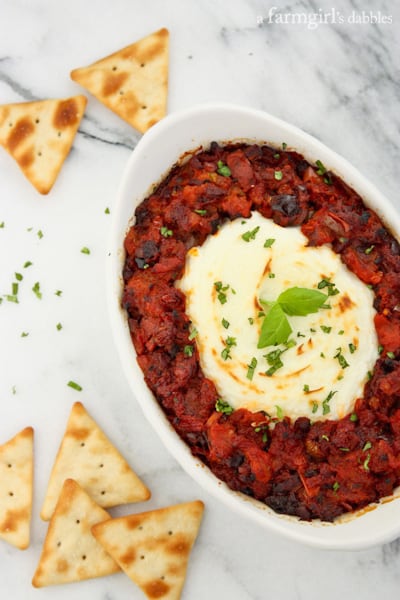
[1,0,399,598]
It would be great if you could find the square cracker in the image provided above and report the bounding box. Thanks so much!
[71,28,169,133]
[32,479,120,587]
[0,427,34,550]
[92,500,204,600]
[40,402,150,521]
[0,95,87,194]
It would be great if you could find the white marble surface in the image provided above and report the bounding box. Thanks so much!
[1,0,400,598]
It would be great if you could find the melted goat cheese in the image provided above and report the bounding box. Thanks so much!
[177,212,379,420]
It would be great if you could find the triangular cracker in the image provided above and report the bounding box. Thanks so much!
[40,402,150,521]
[92,500,204,600]
[0,427,34,550]
[32,479,120,587]
[71,28,169,133]
[0,95,87,194]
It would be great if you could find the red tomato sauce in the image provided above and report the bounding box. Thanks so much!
[122,142,400,521]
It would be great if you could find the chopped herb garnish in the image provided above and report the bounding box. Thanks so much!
[215,398,234,415]
[275,405,284,419]
[188,328,198,340]
[217,160,231,177]
[303,384,310,393]
[246,357,258,380]
[365,245,375,255]
[248,317,254,325]
[160,226,173,238]
[282,142,287,150]
[67,380,82,391]
[334,347,349,369]
[273,152,280,159]
[268,273,276,279]
[264,238,275,248]
[37,229,44,239]
[23,261,33,268]
[349,343,357,354]
[0,221,4,228]
[363,441,372,452]
[322,390,337,415]
[55,290,63,296]
[340,447,350,452]
[32,282,42,299]
[81,247,90,254]
[15,272,23,281]
[312,401,318,414]
[320,325,332,334]
[4,295,18,303]
[221,336,237,360]
[12,282,18,296]
[320,352,326,358]
[333,481,340,492]
[194,209,207,216]
[387,351,395,359]
[222,318,230,329]
[56,323,62,331]
[315,160,332,184]
[363,453,371,471]
[338,330,344,335]
[317,278,340,296]
[184,345,194,357]
[274,170,283,181]
[214,281,230,304]
[265,348,286,376]
[378,345,384,354]
[21,332,29,337]
[104,207,110,214]
[350,413,358,422]
[242,226,260,242]
[321,434,330,441]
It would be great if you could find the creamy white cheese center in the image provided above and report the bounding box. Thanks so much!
[177,212,379,420]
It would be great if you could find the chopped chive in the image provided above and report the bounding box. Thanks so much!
[215,398,234,415]
[350,413,358,422]
[160,226,173,238]
[333,481,340,492]
[320,325,332,333]
[282,142,287,150]
[81,247,90,254]
[56,323,62,331]
[67,380,82,391]
[264,238,275,248]
[183,345,194,357]
[241,226,260,242]
[273,152,280,159]
[321,434,330,441]
[217,160,231,177]
[274,170,283,181]
[248,317,254,325]
[37,229,44,239]
[363,453,371,471]
[104,207,110,214]
[334,347,349,369]
[23,261,33,268]
[322,390,337,415]
[387,351,395,359]
[194,209,207,216]
[15,272,23,281]
[303,384,310,393]
[32,282,42,299]
[311,401,318,414]
[268,273,276,279]
[21,332,29,337]
[363,441,372,452]
[55,290,63,296]
[349,343,357,354]
[365,245,375,255]
[12,282,18,296]
[275,405,284,419]
[246,357,258,380]
[222,318,230,329]
[338,330,344,335]
[4,295,18,303]
[188,328,198,340]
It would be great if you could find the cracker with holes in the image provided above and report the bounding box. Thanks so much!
[0,427,34,550]
[32,479,120,587]
[71,28,169,134]
[40,402,150,521]
[92,500,204,600]
[0,95,87,194]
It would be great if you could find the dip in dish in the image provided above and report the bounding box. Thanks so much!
[122,140,400,523]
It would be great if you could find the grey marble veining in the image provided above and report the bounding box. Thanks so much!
[0,0,399,598]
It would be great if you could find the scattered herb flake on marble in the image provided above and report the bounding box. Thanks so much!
[104,207,110,214]
[67,380,82,391]
[32,282,42,299]
[37,229,44,239]
[81,247,90,254]
[55,290,62,296]
[0,221,4,228]
[23,261,33,268]
[21,332,29,337]
[56,323,62,331]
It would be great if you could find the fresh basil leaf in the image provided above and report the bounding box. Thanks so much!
[277,287,327,316]
[257,303,292,348]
